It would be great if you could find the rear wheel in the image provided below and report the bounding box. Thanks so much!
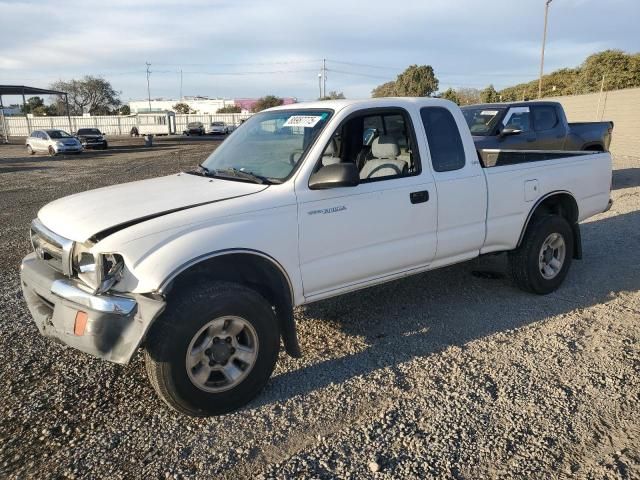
[27,145,35,155]
[144,281,280,416]
[508,215,573,294]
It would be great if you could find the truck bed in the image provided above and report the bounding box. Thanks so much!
[478,149,597,168]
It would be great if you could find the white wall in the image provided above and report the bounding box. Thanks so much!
[129,98,237,114]
[2,113,253,137]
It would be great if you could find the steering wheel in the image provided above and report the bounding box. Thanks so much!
[289,150,304,166]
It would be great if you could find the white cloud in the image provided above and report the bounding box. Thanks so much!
[0,0,637,100]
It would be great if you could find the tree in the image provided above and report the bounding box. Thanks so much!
[575,49,640,94]
[50,76,120,115]
[251,95,283,112]
[21,96,45,114]
[319,91,345,100]
[456,87,482,105]
[118,105,131,115]
[440,88,460,104]
[217,105,241,113]
[371,64,439,98]
[21,97,60,116]
[395,65,439,97]
[480,85,500,103]
[371,81,397,98]
[173,102,194,114]
[495,50,640,100]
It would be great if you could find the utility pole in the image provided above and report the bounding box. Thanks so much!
[318,73,322,99]
[595,74,606,120]
[538,0,553,99]
[146,62,152,112]
[322,58,327,98]
[180,68,183,100]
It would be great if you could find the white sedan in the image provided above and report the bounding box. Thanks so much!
[26,129,83,156]
[205,122,229,135]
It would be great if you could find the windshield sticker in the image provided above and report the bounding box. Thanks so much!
[283,115,324,128]
[480,110,499,116]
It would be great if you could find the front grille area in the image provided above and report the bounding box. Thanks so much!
[30,219,74,275]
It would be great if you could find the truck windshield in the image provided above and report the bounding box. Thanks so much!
[461,107,505,136]
[200,109,333,181]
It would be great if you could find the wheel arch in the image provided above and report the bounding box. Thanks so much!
[517,191,582,259]
[157,249,301,357]
[582,142,605,152]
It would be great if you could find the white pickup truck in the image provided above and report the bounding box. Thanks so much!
[21,98,612,416]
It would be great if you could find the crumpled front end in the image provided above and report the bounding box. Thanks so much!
[20,252,165,364]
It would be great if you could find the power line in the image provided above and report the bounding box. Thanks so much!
[151,59,323,67]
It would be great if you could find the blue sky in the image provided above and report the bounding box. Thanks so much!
[1,0,638,102]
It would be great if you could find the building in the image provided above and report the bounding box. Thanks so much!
[234,98,297,113]
[129,97,236,114]
[129,96,298,115]
[0,105,22,116]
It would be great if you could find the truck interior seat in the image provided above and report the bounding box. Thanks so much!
[359,135,407,179]
[321,137,341,166]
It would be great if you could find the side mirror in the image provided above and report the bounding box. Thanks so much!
[499,128,522,138]
[309,163,360,190]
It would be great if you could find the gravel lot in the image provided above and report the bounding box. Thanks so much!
[1,137,639,479]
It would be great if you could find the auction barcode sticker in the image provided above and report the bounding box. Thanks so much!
[480,110,499,116]
[283,115,324,128]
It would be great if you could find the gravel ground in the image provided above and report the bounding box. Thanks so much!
[0,138,639,479]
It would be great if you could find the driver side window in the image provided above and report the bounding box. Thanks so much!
[502,106,531,132]
[316,109,420,182]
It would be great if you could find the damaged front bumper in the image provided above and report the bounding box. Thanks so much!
[20,253,165,364]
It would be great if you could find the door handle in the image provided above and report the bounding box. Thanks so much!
[410,190,429,204]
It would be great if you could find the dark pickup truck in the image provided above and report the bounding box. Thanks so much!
[461,101,613,152]
[75,128,108,150]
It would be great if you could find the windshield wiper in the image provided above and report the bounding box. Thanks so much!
[215,167,271,184]
[188,165,279,184]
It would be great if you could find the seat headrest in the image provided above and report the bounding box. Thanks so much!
[371,135,400,159]
[324,137,337,156]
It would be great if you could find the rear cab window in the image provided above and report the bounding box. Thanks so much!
[420,107,466,172]
[532,105,560,131]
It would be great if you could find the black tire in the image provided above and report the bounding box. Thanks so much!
[144,281,280,416]
[48,146,56,157]
[102,142,108,150]
[27,145,35,155]
[508,215,574,295]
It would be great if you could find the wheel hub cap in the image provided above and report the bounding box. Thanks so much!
[185,316,259,393]
[538,233,566,280]
[209,341,232,363]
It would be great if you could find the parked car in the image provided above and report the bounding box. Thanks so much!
[75,128,108,150]
[206,122,229,135]
[183,121,205,136]
[461,101,613,151]
[26,129,83,156]
[21,98,612,416]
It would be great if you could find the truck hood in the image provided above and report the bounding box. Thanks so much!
[38,173,268,242]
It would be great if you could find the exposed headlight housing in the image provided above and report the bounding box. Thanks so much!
[73,242,125,294]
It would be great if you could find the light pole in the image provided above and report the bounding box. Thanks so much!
[538,0,553,99]
[318,73,322,99]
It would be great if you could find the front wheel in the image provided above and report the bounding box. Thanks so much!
[508,215,573,294]
[27,145,35,155]
[48,146,56,157]
[144,281,280,416]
